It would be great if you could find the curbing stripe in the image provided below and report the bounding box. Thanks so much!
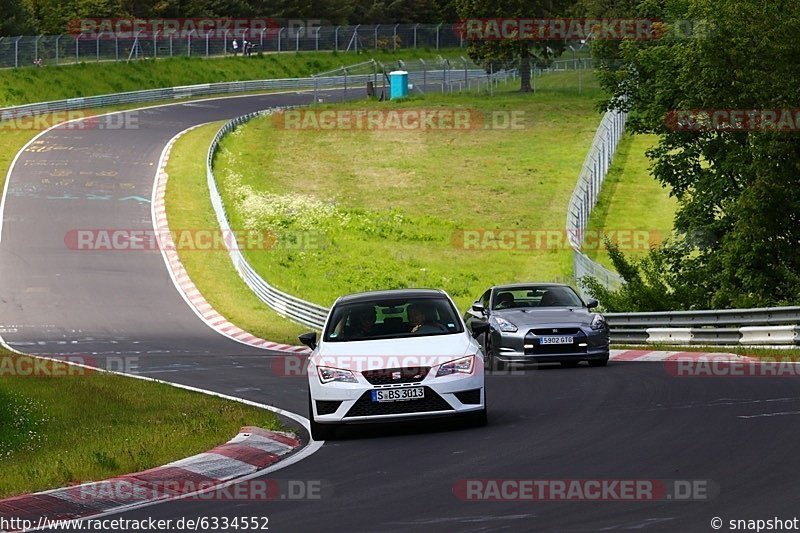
[150,126,310,355]
[0,427,300,531]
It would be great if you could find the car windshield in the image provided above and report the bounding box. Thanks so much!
[324,296,464,342]
[492,286,584,310]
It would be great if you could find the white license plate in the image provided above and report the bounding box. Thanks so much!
[371,387,425,403]
[540,336,574,345]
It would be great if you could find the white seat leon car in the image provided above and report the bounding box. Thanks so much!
[299,288,490,440]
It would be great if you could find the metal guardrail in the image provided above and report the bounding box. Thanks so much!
[566,109,627,295]
[206,108,331,330]
[0,68,489,119]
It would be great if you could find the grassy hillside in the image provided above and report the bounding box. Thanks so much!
[213,71,604,310]
[0,49,464,107]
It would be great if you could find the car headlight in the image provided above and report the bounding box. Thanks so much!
[317,366,357,384]
[436,355,475,377]
[590,314,607,330]
[491,316,518,333]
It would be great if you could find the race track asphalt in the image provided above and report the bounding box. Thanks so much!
[2,89,799,532]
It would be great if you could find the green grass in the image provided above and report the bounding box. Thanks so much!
[164,123,308,344]
[212,71,605,311]
[0,351,281,498]
[0,49,466,107]
[585,133,677,269]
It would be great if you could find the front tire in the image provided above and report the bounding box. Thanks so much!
[308,393,336,441]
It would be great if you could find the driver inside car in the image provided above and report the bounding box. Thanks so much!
[407,303,446,334]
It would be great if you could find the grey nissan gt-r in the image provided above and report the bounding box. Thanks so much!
[464,283,610,370]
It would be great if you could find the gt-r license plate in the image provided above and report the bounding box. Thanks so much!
[540,336,574,345]
[371,387,425,402]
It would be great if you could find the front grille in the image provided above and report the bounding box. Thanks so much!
[454,389,482,405]
[361,367,430,385]
[530,327,581,336]
[315,400,342,416]
[344,387,453,417]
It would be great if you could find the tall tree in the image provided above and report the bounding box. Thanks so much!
[456,0,577,92]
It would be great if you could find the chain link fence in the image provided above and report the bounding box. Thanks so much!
[0,23,470,68]
[566,109,628,296]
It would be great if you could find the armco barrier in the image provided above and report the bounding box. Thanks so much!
[0,68,489,119]
[607,309,800,346]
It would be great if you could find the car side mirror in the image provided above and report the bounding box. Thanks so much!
[471,302,486,315]
[298,332,317,350]
[471,320,490,338]
[586,299,599,310]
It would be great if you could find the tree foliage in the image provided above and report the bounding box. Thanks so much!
[585,0,800,309]
[456,0,577,92]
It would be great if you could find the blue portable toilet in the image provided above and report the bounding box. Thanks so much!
[389,70,409,100]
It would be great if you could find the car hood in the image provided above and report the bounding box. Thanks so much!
[493,307,594,327]
[312,334,474,371]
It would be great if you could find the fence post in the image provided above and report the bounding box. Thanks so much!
[436,23,442,49]
[55,34,61,65]
[187,32,191,57]
[153,30,158,59]
[374,25,379,49]
[169,34,173,56]
[278,27,284,52]
[393,24,398,51]
[354,24,360,53]
[296,26,302,51]
[413,23,419,49]
[334,26,340,52]
[35,35,42,64]
[315,26,320,51]
[75,34,79,63]
[14,36,21,68]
